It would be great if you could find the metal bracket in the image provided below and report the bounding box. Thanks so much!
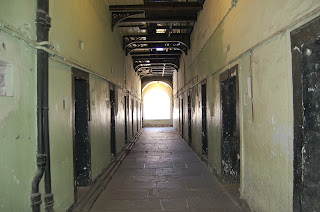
[232,0,238,7]
[125,43,187,55]
[111,11,144,31]
[123,34,190,50]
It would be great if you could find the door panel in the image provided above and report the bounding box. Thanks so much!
[220,67,240,183]
[136,101,139,132]
[124,96,128,144]
[201,84,208,156]
[188,95,192,144]
[301,39,320,211]
[74,78,91,186]
[181,98,184,139]
[110,90,116,156]
[132,99,134,137]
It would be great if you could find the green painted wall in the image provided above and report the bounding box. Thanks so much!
[49,0,124,85]
[47,0,142,210]
[1,0,142,211]
[48,62,74,211]
[173,0,320,211]
[0,0,37,211]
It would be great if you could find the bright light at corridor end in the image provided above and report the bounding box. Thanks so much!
[144,86,170,120]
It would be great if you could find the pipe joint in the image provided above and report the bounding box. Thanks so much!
[44,193,54,209]
[36,153,47,167]
[45,15,51,30]
[36,10,47,25]
[31,192,42,207]
[42,106,49,111]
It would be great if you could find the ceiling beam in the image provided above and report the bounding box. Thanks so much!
[130,51,182,56]
[134,62,180,71]
[110,1,206,75]
[128,48,187,56]
[126,42,187,55]
[123,34,190,49]
[111,11,144,31]
[109,3,203,12]
[135,63,179,71]
[120,17,197,24]
[126,40,188,48]
[123,34,191,40]
[134,58,180,63]
[123,33,190,44]
[132,55,181,60]
[138,68,175,72]
[139,25,193,30]
[140,73,174,77]
[118,24,145,28]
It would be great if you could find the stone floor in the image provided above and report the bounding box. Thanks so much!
[90,127,242,212]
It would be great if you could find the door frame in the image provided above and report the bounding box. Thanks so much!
[188,94,192,145]
[124,95,128,144]
[131,98,134,138]
[181,98,184,139]
[201,80,208,157]
[291,15,320,212]
[136,100,139,132]
[219,64,240,183]
[110,87,116,156]
[179,98,181,133]
[139,102,142,129]
[72,68,91,204]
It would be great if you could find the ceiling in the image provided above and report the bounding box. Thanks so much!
[106,0,205,78]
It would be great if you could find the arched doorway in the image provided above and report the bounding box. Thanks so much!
[142,81,173,127]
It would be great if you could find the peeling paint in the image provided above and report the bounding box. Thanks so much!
[293,46,302,53]
[273,125,289,152]
[280,126,287,151]
[271,115,276,125]
[13,176,19,185]
[274,126,280,145]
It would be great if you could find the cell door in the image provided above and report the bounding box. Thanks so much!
[179,98,181,133]
[132,99,134,137]
[300,38,320,211]
[181,98,184,139]
[74,77,91,187]
[124,96,128,144]
[188,95,192,144]
[291,16,320,212]
[110,89,116,156]
[201,83,208,156]
[139,103,141,128]
[136,101,139,132]
[220,66,240,183]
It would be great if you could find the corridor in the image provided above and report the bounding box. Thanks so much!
[90,128,242,212]
[2,0,320,211]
